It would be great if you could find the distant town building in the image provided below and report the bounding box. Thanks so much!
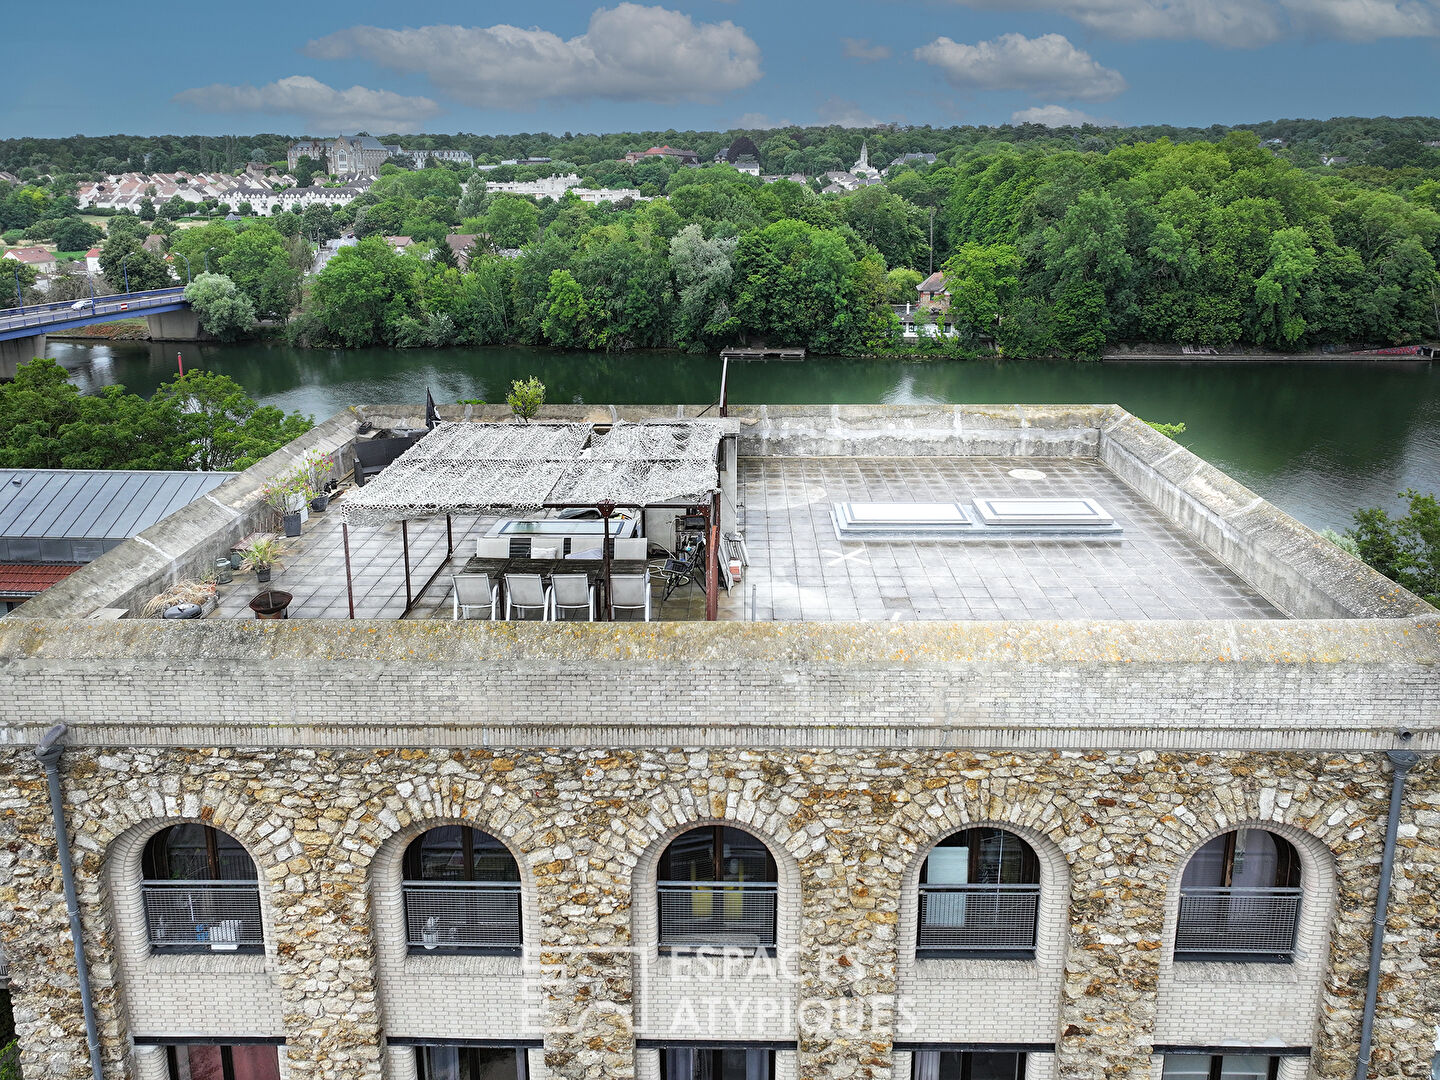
[287,140,331,173]
[0,171,18,185]
[732,156,761,176]
[851,141,879,179]
[916,270,951,310]
[624,145,700,165]
[3,247,56,273]
[85,248,102,276]
[400,148,475,169]
[445,234,479,269]
[888,153,937,171]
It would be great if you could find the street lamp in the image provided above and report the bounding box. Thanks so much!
[120,250,135,294]
[173,251,192,284]
[203,247,216,274]
[11,265,21,312]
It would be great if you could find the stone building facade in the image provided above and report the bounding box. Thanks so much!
[0,405,1435,1080]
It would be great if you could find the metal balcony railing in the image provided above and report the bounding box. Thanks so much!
[403,881,523,951]
[142,881,264,952]
[916,883,1040,954]
[1175,887,1302,958]
[658,882,778,949]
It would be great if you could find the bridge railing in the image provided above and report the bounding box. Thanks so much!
[0,287,188,332]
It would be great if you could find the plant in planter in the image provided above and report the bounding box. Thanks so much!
[241,538,282,583]
[142,580,218,618]
[300,449,336,511]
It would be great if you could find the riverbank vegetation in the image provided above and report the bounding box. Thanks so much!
[0,359,311,470]
[6,117,1439,356]
[286,131,1440,356]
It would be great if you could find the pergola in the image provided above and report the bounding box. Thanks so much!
[338,420,730,619]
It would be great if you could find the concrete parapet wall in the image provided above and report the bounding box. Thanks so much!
[0,617,1435,752]
[1099,412,1434,619]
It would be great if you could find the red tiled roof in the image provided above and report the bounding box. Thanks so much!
[4,246,55,264]
[0,564,83,598]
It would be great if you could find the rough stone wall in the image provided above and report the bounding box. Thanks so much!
[0,747,1434,1080]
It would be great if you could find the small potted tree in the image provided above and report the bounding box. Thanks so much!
[302,449,336,512]
[241,538,282,583]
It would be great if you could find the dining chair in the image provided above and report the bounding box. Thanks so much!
[451,574,498,621]
[549,574,596,621]
[504,573,551,620]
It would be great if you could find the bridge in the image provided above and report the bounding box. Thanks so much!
[0,287,198,378]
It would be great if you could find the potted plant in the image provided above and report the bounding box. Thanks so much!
[247,589,293,620]
[301,449,335,512]
[241,538,282,583]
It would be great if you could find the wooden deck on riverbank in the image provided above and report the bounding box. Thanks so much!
[721,347,807,361]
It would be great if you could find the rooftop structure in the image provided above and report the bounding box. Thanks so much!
[0,404,1434,1080]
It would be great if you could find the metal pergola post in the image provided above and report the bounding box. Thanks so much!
[401,520,412,611]
[706,490,721,621]
[343,522,355,620]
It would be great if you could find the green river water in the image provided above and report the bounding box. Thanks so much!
[47,340,1440,533]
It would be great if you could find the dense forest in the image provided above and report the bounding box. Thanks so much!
[4,117,1439,356]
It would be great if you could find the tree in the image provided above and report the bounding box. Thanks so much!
[481,196,540,248]
[885,267,923,304]
[301,202,339,243]
[507,377,546,422]
[219,223,300,319]
[184,273,256,342]
[541,269,589,347]
[306,236,416,346]
[837,185,927,269]
[98,236,171,292]
[137,196,156,221]
[1348,490,1440,606]
[669,223,738,348]
[0,359,310,471]
[50,217,101,252]
[293,155,323,189]
[147,370,313,471]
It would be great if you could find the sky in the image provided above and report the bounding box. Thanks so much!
[5,0,1440,138]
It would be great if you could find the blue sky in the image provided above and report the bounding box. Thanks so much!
[6,0,1440,137]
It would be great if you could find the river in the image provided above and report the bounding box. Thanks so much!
[46,340,1440,533]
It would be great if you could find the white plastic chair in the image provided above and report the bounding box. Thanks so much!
[612,538,648,560]
[475,537,509,558]
[549,574,595,621]
[608,568,652,621]
[452,574,498,621]
[505,573,551,620]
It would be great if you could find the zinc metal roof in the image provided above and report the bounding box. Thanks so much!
[0,470,236,542]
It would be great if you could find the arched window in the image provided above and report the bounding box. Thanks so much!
[917,828,1040,958]
[1176,829,1302,962]
[402,826,522,953]
[657,826,778,950]
[141,825,262,953]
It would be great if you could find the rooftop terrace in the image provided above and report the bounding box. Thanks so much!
[10,403,1433,627]
[211,454,1278,622]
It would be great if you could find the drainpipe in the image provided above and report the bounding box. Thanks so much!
[1354,747,1420,1080]
[35,724,105,1080]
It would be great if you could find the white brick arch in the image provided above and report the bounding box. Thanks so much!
[896,816,1073,968]
[1158,817,1338,967]
[104,815,281,966]
[630,813,807,957]
[366,815,544,962]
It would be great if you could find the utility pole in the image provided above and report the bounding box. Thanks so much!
[928,208,935,276]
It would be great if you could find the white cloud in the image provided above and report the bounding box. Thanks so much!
[732,112,793,129]
[1282,0,1440,38]
[915,33,1127,101]
[943,0,1438,45]
[842,37,893,61]
[815,97,883,128]
[1010,104,1113,126]
[174,76,440,132]
[304,4,762,108]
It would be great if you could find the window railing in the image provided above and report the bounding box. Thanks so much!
[403,881,523,951]
[917,883,1040,955]
[142,881,264,952]
[658,882,778,949]
[1175,886,1302,959]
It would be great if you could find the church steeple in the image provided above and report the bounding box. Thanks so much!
[858,141,869,169]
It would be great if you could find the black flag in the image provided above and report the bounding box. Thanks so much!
[425,387,439,431]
